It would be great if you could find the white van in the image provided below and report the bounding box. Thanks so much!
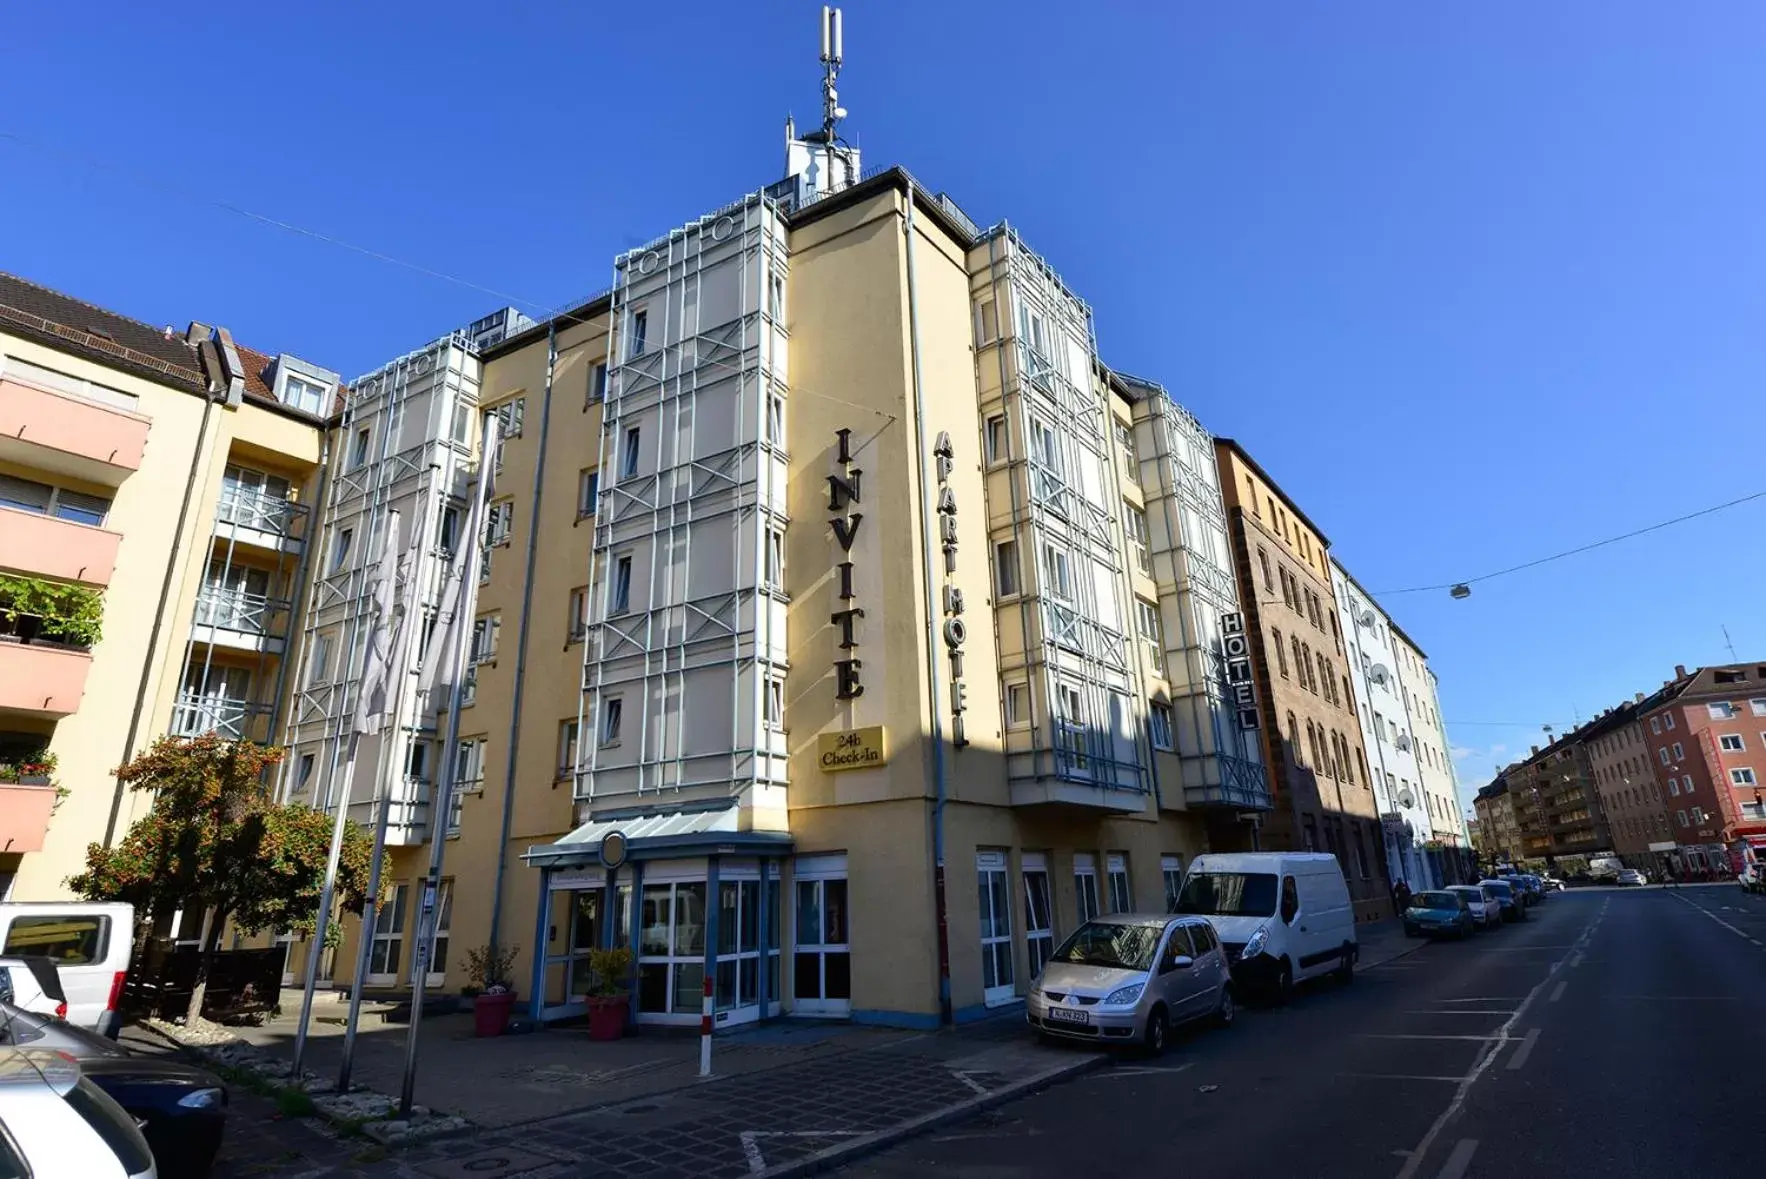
[1172,853,1357,1003]
[0,904,133,1037]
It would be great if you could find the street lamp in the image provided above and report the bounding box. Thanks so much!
[1449,584,1471,600]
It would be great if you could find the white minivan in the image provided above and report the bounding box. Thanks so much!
[1172,852,1357,1004]
[0,903,133,1037]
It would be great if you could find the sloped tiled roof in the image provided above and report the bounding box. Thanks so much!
[0,270,205,390]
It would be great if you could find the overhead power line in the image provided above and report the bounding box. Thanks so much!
[1377,489,1766,596]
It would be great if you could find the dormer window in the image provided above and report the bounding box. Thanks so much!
[282,373,328,415]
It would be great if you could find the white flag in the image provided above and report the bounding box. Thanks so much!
[353,510,402,735]
[417,415,502,711]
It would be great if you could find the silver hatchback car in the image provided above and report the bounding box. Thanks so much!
[1027,913,1235,1055]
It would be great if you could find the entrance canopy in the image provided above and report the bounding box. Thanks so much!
[523,804,793,870]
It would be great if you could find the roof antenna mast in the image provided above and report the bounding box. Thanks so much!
[819,6,847,144]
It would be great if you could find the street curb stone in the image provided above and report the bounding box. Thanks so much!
[755,1052,1109,1178]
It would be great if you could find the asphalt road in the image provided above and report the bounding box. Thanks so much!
[839,883,1766,1179]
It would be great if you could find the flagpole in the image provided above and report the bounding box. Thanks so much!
[339,502,430,1093]
[400,414,500,1119]
[292,727,359,1080]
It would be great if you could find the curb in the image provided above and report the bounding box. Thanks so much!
[757,1053,1108,1178]
[1358,937,1431,972]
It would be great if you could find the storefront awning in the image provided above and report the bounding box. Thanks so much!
[523,806,793,870]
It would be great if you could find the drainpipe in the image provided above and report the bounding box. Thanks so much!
[486,321,558,958]
[107,388,221,846]
[902,180,952,1024]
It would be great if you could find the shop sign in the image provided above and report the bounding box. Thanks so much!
[1221,611,1259,730]
[818,726,887,772]
[829,428,865,700]
[933,431,969,748]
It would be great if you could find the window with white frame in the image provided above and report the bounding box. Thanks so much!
[490,396,525,439]
[1073,854,1101,922]
[1056,683,1086,767]
[1752,698,1766,717]
[308,632,333,687]
[282,372,329,415]
[368,884,408,979]
[568,587,589,642]
[984,415,1007,464]
[1720,733,1746,752]
[351,427,371,470]
[578,469,599,517]
[1116,421,1138,476]
[1005,681,1030,727]
[1671,742,1684,760]
[1733,768,1758,786]
[628,310,648,357]
[763,676,785,730]
[977,851,1015,1005]
[1149,701,1174,751]
[975,299,998,344]
[1106,853,1132,912]
[455,738,486,789]
[588,361,608,403]
[1135,599,1163,671]
[993,539,1020,597]
[1682,774,1694,793]
[428,880,454,978]
[487,500,514,546]
[554,719,580,779]
[1161,855,1184,912]
[600,696,623,745]
[1029,418,1059,470]
[621,426,641,478]
[470,614,500,664]
[331,527,353,572]
[1042,543,1073,601]
[1659,747,1671,766]
[1651,716,1661,734]
[1677,809,1689,828]
[611,555,633,615]
[1708,702,1738,720]
[768,273,786,323]
[764,528,785,591]
[1125,503,1151,574]
[1668,777,1680,796]
[1022,857,1054,978]
[1665,713,1676,730]
[765,393,786,447]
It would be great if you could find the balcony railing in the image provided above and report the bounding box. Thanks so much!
[170,693,274,743]
[194,589,291,640]
[217,488,308,541]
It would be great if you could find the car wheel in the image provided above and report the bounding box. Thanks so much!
[1216,985,1236,1028]
[1143,1005,1169,1057]
[1275,960,1294,1006]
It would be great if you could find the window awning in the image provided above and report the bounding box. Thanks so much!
[523,806,793,870]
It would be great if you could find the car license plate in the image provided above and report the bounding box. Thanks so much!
[1046,1006,1090,1025]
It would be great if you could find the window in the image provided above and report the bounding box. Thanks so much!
[984,415,1008,464]
[1149,701,1174,750]
[1161,855,1184,913]
[470,614,501,664]
[1292,636,1307,690]
[1671,742,1684,761]
[453,738,487,791]
[1301,644,1317,694]
[568,586,589,642]
[1135,597,1163,649]
[1258,547,1274,591]
[1042,543,1072,600]
[621,427,641,478]
[1273,629,1289,678]
[1279,567,1294,608]
[977,852,1014,1003]
[490,396,526,439]
[1106,854,1132,913]
[768,272,786,322]
[1030,418,1059,470]
[577,469,599,517]
[369,884,408,978]
[1074,855,1100,922]
[309,632,333,686]
[351,427,371,469]
[589,361,608,403]
[1116,422,1138,475]
[764,528,785,591]
[1125,504,1151,574]
[1752,699,1766,717]
[766,393,786,446]
[1650,716,1661,734]
[600,696,624,745]
[487,500,514,546]
[611,555,633,614]
[3,913,109,964]
[428,880,454,976]
[330,527,353,572]
[628,310,648,357]
[1710,702,1739,720]
[1658,747,1671,766]
[437,506,461,556]
[976,299,998,344]
[1733,768,1758,786]
[1005,681,1030,727]
[1665,713,1676,730]
[297,753,315,790]
[557,720,579,779]
[763,676,785,730]
[993,539,1020,597]
[1720,733,1746,752]
[1677,810,1689,828]
[1023,863,1054,977]
[282,372,328,414]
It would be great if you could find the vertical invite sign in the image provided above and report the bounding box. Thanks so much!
[829,428,865,699]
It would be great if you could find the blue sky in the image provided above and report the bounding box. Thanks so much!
[5,3,1763,814]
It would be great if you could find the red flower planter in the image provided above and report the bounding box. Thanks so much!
[473,991,515,1037]
[586,995,629,1041]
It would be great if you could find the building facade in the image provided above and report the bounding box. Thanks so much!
[1582,696,1673,869]
[1214,442,1391,921]
[1638,663,1766,875]
[1472,778,1521,865]
[1504,735,1612,865]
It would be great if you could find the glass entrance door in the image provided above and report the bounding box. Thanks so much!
[793,877,850,1015]
[565,890,603,999]
[636,881,707,1023]
[978,851,1015,1006]
[714,875,781,1026]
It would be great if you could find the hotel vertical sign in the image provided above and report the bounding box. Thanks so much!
[934,432,969,748]
[829,428,865,699]
[1221,611,1259,730]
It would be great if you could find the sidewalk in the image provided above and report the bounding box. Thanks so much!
[1357,916,1428,970]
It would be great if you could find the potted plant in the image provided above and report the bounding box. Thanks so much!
[584,947,634,1041]
[465,944,518,1037]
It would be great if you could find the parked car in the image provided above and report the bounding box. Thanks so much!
[0,999,227,1178]
[1404,890,1475,939]
[1027,914,1235,1055]
[1540,874,1567,892]
[1446,883,1501,930]
[1515,875,1546,903]
[0,1048,157,1178]
[1616,868,1649,886]
[1479,878,1526,922]
[0,902,133,1037]
[1175,852,1358,1003]
[0,955,69,1022]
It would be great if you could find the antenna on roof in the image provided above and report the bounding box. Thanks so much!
[779,8,860,203]
[819,6,847,144]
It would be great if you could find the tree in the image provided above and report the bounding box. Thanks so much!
[69,734,374,1024]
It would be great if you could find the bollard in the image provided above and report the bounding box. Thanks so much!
[699,974,714,1077]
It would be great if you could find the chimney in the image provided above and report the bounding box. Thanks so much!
[1530,744,1540,756]
[1634,692,1644,704]
[184,321,211,346]
[1675,664,1687,678]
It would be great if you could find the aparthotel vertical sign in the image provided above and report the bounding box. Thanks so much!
[1221,612,1259,730]
[933,432,969,748]
[830,428,865,699]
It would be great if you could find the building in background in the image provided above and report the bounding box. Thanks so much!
[1581,694,1673,871]
[0,272,335,903]
[1215,441,1391,921]
[1637,663,1766,876]
[1472,777,1521,865]
[1391,625,1472,881]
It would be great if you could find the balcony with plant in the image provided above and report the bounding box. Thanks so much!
[0,574,104,649]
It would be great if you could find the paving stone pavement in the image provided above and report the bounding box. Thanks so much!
[212,1021,1087,1179]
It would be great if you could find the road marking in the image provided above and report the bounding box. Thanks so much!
[1549,981,1567,1003]
[1436,1138,1479,1179]
[1505,1028,1541,1070]
[1436,997,1528,1003]
[1096,1063,1192,1079]
[950,1069,988,1096]
[1408,1009,1515,1016]
[1361,1034,1501,1041]
[1336,1072,1467,1083]
[1569,953,1583,968]
[740,1131,861,1174]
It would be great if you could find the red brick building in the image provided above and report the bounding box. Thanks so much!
[1637,663,1766,875]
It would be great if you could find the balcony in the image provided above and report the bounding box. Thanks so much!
[0,774,55,854]
[342,776,440,847]
[0,504,122,588]
[191,589,291,654]
[215,488,309,556]
[170,693,275,744]
[0,640,91,717]
[0,368,150,487]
